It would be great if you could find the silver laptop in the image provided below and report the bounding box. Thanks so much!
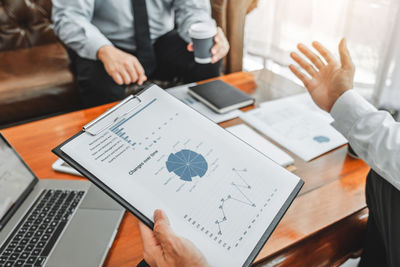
[0,134,125,267]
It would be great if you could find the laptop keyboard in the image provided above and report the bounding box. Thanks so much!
[0,189,85,267]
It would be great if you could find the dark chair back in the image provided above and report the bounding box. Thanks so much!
[0,0,57,51]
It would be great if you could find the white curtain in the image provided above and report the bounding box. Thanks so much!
[245,0,400,107]
[374,7,400,109]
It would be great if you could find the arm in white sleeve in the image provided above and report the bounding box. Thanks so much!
[331,90,400,190]
[172,0,214,43]
[52,0,113,60]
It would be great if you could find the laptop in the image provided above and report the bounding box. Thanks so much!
[0,134,125,267]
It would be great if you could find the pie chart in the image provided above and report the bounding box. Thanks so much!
[313,135,330,143]
[166,149,208,182]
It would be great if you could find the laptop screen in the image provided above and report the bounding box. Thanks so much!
[0,136,36,222]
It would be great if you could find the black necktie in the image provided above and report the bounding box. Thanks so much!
[133,0,157,76]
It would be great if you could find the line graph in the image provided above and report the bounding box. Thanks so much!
[215,168,256,235]
[179,159,280,250]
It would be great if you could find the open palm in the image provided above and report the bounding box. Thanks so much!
[289,39,355,112]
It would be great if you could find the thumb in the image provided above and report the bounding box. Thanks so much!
[187,43,194,52]
[152,210,176,247]
[339,38,354,70]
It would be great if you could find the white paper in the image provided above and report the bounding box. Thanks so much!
[260,92,334,123]
[61,86,301,267]
[226,124,294,167]
[241,97,347,161]
[167,84,242,123]
[52,158,83,177]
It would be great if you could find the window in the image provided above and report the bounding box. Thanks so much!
[244,0,400,107]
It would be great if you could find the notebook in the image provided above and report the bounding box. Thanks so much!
[188,80,254,114]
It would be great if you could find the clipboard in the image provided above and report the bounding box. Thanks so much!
[53,85,304,267]
[53,91,155,228]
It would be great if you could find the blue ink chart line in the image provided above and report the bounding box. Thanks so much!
[109,98,158,146]
[215,168,256,235]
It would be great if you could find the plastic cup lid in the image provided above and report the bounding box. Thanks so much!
[189,20,217,39]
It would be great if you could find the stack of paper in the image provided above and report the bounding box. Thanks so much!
[241,93,347,161]
[167,84,242,123]
[226,124,294,167]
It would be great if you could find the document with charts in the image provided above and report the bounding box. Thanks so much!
[53,85,303,267]
[260,92,334,123]
[241,95,348,161]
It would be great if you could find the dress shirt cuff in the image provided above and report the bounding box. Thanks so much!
[83,35,113,60]
[330,90,377,138]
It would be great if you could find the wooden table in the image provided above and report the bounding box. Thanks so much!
[1,71,370,266]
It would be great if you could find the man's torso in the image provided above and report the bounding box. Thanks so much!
[92,0,175,51]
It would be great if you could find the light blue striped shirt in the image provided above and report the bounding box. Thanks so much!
[52,0,213,60]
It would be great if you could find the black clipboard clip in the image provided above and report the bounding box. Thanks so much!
[83,95,142,136]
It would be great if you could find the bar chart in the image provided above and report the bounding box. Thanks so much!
[109,98,157,146]
[109,127,136,146]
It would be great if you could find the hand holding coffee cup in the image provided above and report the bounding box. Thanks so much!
[187,21,230,64]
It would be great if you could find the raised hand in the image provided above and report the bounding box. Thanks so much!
[289,39,355,112]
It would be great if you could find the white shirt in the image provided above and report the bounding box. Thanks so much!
[52,0,212,60]
[330,90,400,191]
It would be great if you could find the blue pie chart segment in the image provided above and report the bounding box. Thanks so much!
[166,149,208,182]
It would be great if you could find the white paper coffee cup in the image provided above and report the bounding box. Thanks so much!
[189,20,218,64]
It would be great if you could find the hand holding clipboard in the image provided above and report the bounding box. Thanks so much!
[53,85,303,267]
